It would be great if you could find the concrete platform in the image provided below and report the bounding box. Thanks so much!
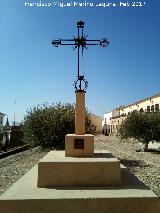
[0,151,159,213]
[37,151,121,187]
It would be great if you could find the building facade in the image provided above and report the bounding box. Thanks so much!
[90,114,102,133]
[0,112,5,134]
[102,111,112,135]
[103,93,160,135]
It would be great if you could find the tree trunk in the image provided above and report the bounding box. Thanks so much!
[143,142,148,152]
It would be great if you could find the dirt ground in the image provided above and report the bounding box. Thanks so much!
[95,134,160,196]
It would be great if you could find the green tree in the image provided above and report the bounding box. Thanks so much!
[23,102,96,149]
[119,111,160,151]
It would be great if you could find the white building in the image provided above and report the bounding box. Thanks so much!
[102,111,112,127]
[120,93,160,116]
[103,93,160,135]
[102,111,112,135]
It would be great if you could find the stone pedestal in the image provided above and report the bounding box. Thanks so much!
[65,134,94,157]
[75,91,85,135]
[37,151,121,187]
[65,91,95,157]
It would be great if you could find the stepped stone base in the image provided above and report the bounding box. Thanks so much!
[37,151,121,187]
[0,155,159,213]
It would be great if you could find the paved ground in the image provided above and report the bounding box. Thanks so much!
[0,135,160,196]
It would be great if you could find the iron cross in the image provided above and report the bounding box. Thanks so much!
[51,21,109,92]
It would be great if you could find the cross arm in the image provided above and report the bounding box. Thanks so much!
[85,39,101,42]
[85,38,109,47]
[61,39,75,41]
[51,39,76,47]
[51,37,109,48]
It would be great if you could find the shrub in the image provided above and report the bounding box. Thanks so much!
[119,111,160,151]
[23,102,96,149]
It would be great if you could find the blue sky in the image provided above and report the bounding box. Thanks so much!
[0,0,160,123]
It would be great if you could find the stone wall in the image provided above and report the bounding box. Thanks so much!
[90,114,102,133]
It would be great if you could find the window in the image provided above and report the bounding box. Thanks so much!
[116,125,119,129]
[128,112,131,115]
[155,104,159,112]
[147,106,150,113]
[151,105,154,112]
[140,108,144,113]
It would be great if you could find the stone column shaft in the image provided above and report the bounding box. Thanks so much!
[75,91,85,135]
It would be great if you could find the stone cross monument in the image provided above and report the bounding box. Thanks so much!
[51,21,109,157]
[1,21,159,213]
